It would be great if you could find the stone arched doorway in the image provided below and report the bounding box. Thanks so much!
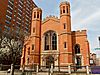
[46,55,54,68]
[74,44,82,69]
[76,56,81,69]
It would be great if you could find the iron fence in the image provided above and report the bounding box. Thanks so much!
[22,65,90,74]
[0,64,20,70]
[1,65,100,75]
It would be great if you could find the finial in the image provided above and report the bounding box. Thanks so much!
[60,0,70,2]
[67,0,70,2]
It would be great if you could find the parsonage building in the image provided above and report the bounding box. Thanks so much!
[21,1,90,69]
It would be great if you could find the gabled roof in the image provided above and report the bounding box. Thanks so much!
[42,16,60,24]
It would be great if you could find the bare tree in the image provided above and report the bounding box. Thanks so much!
[0,29,4,49]
[0,30,8,64]
[0,29,28,75]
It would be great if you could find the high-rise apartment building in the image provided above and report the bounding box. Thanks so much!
[0,0,37,36]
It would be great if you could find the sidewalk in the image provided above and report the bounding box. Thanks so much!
[0,71,7,75]
[0,71,21,75]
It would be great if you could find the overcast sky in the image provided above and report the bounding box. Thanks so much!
[34,0,100,57]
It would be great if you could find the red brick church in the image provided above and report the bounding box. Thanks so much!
[21,1,90,69]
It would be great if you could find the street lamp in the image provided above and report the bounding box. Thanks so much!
[99,36,100,47]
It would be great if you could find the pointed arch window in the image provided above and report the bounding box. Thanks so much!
[63,23,66,29]
[32,44,34,50]
[52,33,57,50]
[44,31,57,50]
[37,12,39,18]
[64,42,67,48]
[67,7,68,13]
[45,34,49,50]
[27,58,29,64]
[74,44,80,54]
[63,6,65,13]
[33,27,35,33]
[34,12,36,18]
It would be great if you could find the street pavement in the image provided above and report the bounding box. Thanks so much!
[0,71,21,75]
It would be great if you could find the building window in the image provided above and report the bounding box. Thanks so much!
[33,27,35,33]
[63,6,65,13]
[32,44,34,50]
[44,31,57,50]
[64,42,67,48]
[63,23,66,29]
[52,33,57,50]
[7,10,12,14]
[74,44,80,54]
[37,12,39,18]
[67,7,68,13]
[34,12,36,18]
[6,15,12,19]
[27,58,29,64]
[5,20,10,24]
[4,26,10,31]
[40,13,42,19]
[45,34,49,50]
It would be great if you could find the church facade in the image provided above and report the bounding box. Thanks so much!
[21,1,90,68]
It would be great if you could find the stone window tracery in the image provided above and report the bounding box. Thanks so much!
[44,31,57,50]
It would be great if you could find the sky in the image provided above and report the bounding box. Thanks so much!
[34,0,100,57]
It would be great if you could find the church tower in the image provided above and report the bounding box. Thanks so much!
[60,1,71,32]
[31,7,42,36]
[59,1,72,65]
[31,7,42,65]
